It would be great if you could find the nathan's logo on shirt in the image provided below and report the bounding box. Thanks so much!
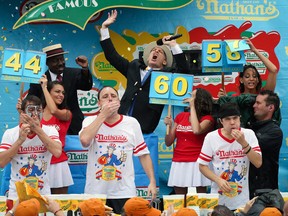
[96,134,128,143]
[66,151,88,164]
[216,149,244,159]
[18,145,47,154]
[176,125,192,132]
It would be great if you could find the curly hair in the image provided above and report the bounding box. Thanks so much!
[194,88,213,120]
[239,64,262,93]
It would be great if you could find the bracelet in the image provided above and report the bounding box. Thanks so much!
[54,209,62,215]
[242,143,249,149]
[245,146,252,154]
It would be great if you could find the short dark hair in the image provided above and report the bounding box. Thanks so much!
[258,90,280,112]
[21,95,42,111]
[218,102,241,119]
[97,86,119,100]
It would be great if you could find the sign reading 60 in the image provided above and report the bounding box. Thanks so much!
[149,72,194,107]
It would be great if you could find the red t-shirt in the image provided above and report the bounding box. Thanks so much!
[41,115,71,164]
[173,112,214,162]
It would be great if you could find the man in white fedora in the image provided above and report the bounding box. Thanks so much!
[99,9,189,135]
[28,43,93,135]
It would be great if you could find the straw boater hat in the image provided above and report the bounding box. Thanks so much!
[143,41,173,68]
[42,44,69,58]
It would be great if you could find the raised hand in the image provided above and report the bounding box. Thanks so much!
[102,9,118,29]
[40,74,48,88]
[75,55,88,68]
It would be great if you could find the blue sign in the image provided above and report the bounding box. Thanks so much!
[202,40,246,73]
[149,72,194,106]
[1,48,47,83]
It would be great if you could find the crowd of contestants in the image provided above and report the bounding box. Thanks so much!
[0,9,285,216]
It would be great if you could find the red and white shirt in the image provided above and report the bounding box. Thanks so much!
[80,115,150,199]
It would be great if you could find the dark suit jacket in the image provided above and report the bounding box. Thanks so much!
[28,67,93,135]
[100,38,189,134]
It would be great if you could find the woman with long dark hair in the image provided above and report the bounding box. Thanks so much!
[164,88,215,194]
[40,75,73,194]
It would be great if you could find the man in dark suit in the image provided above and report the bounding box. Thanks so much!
[28,44,93,135]
[248,90,283,199]
[99,10,189,134]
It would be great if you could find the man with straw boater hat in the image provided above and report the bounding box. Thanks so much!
[28,43,93,135]
[99,9,189,135]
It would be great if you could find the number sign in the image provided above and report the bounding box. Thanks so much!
[149,72,194,106]
[1,48,47,83]
[202,40,247,73]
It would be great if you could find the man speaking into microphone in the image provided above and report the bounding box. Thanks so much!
[99,9,189,135]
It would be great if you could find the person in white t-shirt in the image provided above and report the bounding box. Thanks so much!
[0,95,62,211]
[197,102,262,210]
[79,86,157,214]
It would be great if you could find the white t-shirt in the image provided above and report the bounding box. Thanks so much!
[197,128,261,210]
[81,115,150,199]
[0,125,61,200]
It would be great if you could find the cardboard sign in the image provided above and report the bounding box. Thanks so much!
[202,40,247,73]
[1,48,46,83]
[149,72,194,107]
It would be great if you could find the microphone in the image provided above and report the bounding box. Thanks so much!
[156,34,183,45]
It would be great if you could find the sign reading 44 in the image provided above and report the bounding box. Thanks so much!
[1,48,46,83]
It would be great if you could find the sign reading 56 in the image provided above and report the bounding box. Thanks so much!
[202,40,246,73]
[149,72,194,106]
[1,48,46,83]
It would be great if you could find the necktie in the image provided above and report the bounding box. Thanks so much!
[128,68,153,116]
[56,74,62,82]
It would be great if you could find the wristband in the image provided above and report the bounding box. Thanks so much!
[242,143,249,149]
[245,146,252,154]
[54,209,62,215]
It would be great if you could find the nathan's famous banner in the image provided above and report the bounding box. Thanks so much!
[0,0,288,195]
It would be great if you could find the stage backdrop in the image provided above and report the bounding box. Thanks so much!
[0,0,288,196]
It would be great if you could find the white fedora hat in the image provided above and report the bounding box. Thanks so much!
[42,44,69,58]
[143,41,173,68]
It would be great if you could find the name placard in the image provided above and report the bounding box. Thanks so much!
[1,48,46,83]
[202,40,247,73]
[149,72,194,106]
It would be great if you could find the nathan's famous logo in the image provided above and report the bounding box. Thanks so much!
[195,0,279,21]
[78,87,100,116]
[67,151,88,164]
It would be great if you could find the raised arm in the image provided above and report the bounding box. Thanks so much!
[21,113,62,158]
[79,100,120,147]
[40,75,72,122]
[246,38,278,91]
[164,116,176,147]
[0,126,28,168]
